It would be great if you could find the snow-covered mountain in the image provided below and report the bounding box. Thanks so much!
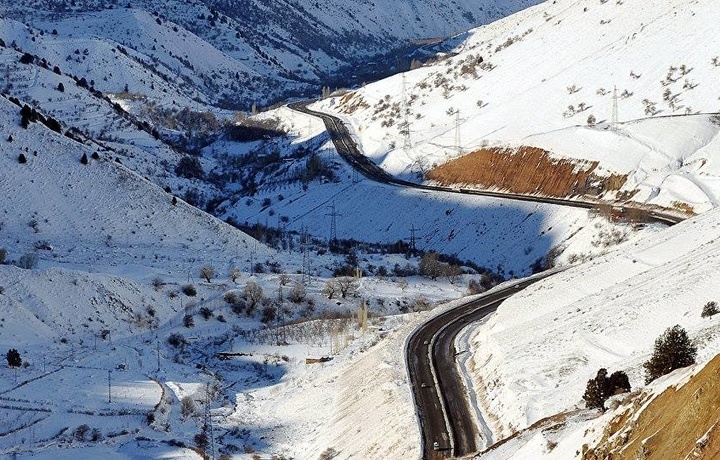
[0,95,273,277]
[1,0,719,458]
[319,0,720,213]
[0,0,543,108]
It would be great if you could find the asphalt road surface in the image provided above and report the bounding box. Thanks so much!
[406,276,553,459]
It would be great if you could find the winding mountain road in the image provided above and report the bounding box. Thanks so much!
[288,101,683,226]
[288,100,685,459]
[405,275,556,459]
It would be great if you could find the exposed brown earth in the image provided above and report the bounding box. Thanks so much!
[338,92,369,114]
[426,146,630,199]
[584,353,720,460]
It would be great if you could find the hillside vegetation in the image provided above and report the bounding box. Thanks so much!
[586,354,720,460]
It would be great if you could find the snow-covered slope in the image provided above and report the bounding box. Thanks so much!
[220,105,655,277]
[0,95,272,277]
[466,203,720,452]
[0,0,544,108]
[321,0,720,211]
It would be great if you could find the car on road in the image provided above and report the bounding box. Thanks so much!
[421,382,429,388]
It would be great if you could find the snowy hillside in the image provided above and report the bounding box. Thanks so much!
[320,0,720,212]
[466,204,720,456]
[218,105,656,277]
[0,0,543,108]
[0,88,472,458]
[2,0,719,458]
[0,95,272,277]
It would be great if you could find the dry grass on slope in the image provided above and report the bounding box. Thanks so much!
[338,92,370,114]
[426,146,630,199]
[585,353,720,460]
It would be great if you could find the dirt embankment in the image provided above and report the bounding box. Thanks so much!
[427,146,630,199]
[585,353,720,460]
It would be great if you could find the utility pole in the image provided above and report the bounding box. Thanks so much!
[276,282,284,345]
[205,384,216,460]
[401,73,412,152]
[156,340,161,373]
[325,201,342,243]
[612,85,619,128]
[301,227,311,285]
[249,240,257,274]
[455,111,463,155]
[410,224,417,254]
[107,370,112,403]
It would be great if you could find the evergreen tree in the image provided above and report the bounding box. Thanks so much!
[80,153,88,165]
[175,156,204,179]
[643,325,697,384]
[702,301,719,318]
[19,53,34,64]
[607,370,631,396]
[583,368,631,411]
[6,348,21,368]
[583,377,605,411]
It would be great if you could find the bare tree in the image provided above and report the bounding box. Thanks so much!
[279,273,291,286]
[419,252,443,280]
[228,267,240,282]
[244,280,264,313]
[199,265,215,283]
[397,279,408,291]
[337,277,358,298]
[181,395,197,419]
[443,264,463,284]
[323,280,337,299]
[288,282,306,303]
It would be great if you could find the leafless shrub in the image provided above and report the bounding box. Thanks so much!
[319,448,340,460]
[181,396,197,419]
[152,277,165,290]
[181,284,197,296]
[16,252,39,269]
[244,280,264,313]
[288,282,306,303]
[336,277,358,298]
[411,296,433,312]
[323,280,337,299]
[642,99,660,116]
[567,84,581,94]
[200,265,215,283]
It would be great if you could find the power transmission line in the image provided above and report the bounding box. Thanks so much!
[455,111,463,154]
[612,85,619,128]
[325,201,342,242]
[301,226,311,285]
[402,73,412,152]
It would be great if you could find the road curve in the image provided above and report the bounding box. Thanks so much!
[288,100,688,459]
[406,275,553,459]
[288,100,685,226]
